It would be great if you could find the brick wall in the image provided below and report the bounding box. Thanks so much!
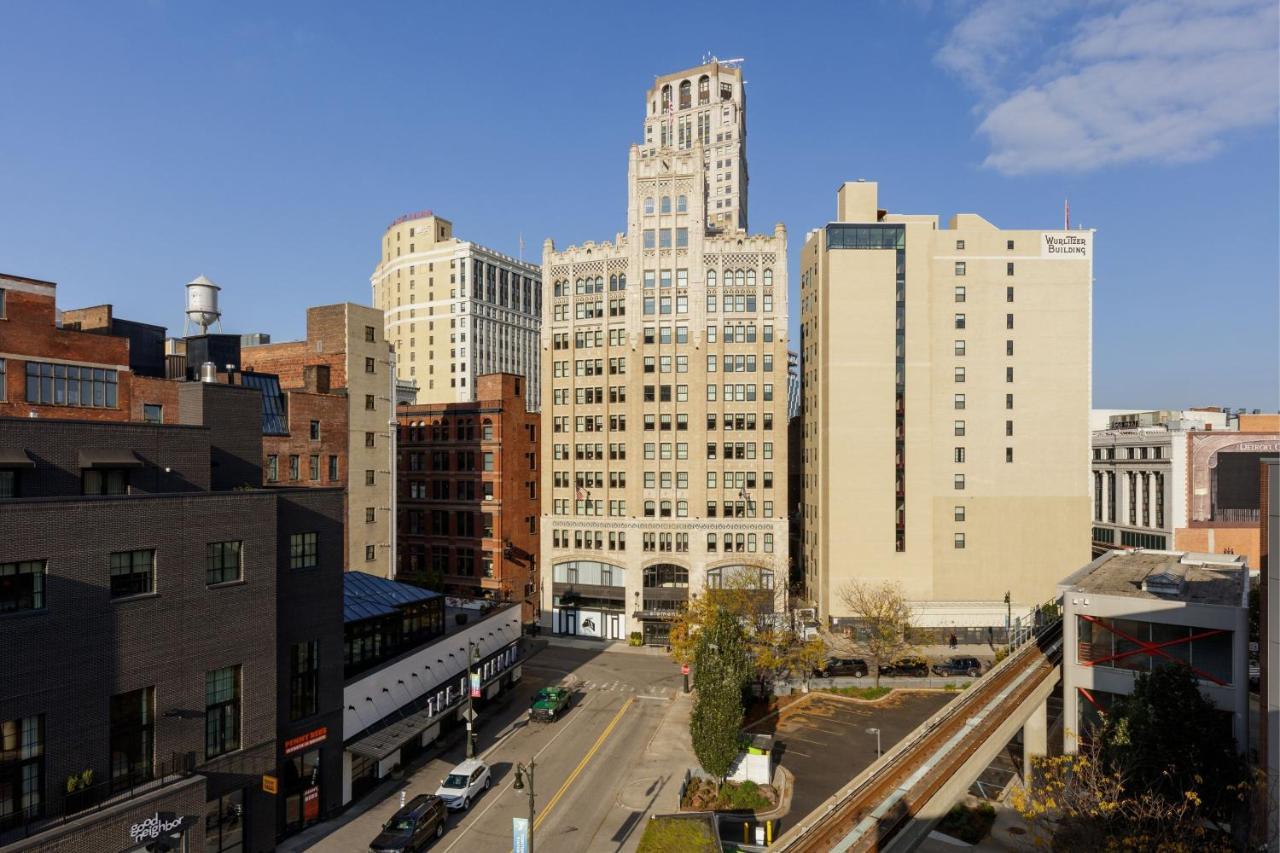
[129,375,182,424]
[178,383,263,490]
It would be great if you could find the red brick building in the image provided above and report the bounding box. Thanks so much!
[398,373,540,621]
[0,273,178,423]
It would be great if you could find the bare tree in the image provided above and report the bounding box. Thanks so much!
[836,580,914,688]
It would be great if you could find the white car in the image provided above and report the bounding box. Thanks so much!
[434,759,491,811]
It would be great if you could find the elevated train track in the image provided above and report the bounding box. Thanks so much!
[773,620,1064,852]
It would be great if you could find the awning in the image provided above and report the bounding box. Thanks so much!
[346,704,440,761]
[0,448,35,468]
[78,449,143,469]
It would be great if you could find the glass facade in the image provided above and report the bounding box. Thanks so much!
[0,715,43,830]
[205,666,241,758]
[24,362,117,408]
[1077,615,1233,684]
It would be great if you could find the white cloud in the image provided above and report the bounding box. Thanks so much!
[936,0,1279,174]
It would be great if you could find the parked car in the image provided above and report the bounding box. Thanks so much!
[434,759,491,811]
[879,656,929,678]
[529,686,573,722]
[815,657,869,678]
[369,793,447,852]
[931,656,984,678]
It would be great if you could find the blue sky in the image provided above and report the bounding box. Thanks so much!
[1,1,1276,409]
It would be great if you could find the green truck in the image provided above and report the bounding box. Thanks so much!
[529,687,572,722]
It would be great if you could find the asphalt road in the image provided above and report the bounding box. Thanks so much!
[297,643,683,853]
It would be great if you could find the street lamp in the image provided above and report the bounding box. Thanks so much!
[866,727,881,758]
[1004,591,1012,654]
[466,641,481,758]
[513,761,536,853]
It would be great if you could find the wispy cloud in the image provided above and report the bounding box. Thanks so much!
[936,0,1279,174]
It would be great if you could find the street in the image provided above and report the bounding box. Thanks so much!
[290,642,684,853]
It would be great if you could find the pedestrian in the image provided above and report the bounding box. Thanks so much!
[949,632,957,650]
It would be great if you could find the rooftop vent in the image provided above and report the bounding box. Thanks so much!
[1141,566,1188,598]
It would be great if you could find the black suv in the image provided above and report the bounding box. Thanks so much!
[370,794,447,852]
[931,656,983,678]
[815,657,869,678]
[879,656,929,678]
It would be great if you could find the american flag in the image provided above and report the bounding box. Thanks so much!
[576,486,585,500]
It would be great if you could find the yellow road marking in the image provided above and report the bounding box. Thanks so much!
[533,696,633,831]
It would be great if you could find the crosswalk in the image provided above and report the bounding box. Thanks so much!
[579,680,674,698]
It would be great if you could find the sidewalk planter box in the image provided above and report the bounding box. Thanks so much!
[727,750,772,785]
[639,812,720,853]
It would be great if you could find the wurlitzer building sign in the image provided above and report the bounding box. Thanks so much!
[1041,231,1092,259]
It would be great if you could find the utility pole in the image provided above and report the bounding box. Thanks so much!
[465,641,479,758]
[1004,591,1012,654]
[514,761,536,853]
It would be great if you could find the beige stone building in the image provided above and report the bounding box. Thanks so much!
[371,212,540,410]
[540,61,790,644]
[800,181,1092,639]
[242,303,395,577]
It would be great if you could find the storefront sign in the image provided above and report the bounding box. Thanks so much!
[303,786,320,822]
[284,726,328,755]
[128,812,190,844]
[1040,231,1092,259]
[262,775,279,794]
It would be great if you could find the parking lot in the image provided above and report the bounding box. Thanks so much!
[745,691,956,835]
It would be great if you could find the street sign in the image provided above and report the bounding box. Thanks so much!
[261,775,278,795]
[513,817,530,853]
[461,706,477,722]
[681,664,690,675]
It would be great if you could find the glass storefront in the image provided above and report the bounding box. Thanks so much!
[205,790,244,853]
[281,749,321,835]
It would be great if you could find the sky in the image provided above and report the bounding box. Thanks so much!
[1,0,1276,410]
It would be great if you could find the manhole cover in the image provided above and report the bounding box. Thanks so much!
[619,776,664,810]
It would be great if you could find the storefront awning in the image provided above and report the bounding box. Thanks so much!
[346,705,439,762]
[0,448,35,468]
[78,448,143,469]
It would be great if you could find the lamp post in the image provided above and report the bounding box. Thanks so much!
[1003,591,1012,654]
[513,761,536,853]
[466,641,481,758]
[866,727,881,758]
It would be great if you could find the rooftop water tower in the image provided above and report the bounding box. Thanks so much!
[184,275,223,334]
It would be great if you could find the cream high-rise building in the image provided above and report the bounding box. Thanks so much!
[540,61,790,644]
[371,212,541,410]
[800,181,1092,639]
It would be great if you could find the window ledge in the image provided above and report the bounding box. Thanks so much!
[207,579,246,590]
[111,592,159,604]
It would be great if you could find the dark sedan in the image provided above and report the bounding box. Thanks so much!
[879,656,929,678]
[814,657,869,678]
[931,656,984,678]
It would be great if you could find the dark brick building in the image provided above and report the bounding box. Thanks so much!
[397,373,540,621]
[0,382,345,851]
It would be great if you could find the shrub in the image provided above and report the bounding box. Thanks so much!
[937,801,996,844]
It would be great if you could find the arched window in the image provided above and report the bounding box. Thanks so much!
[574,278,582,294]
[618,273,626,290]
[746,270,756,287]
[609,274,617,291]
[661,85,672,111]
[679,80,691,109]
[706,566,775,590]
[644,197,654,215]
[763,269,773,287]
[644,564,688,588]
[698,75,710,105]
[660,500,672,517]
[644,500,655,517]
[676,195,687,213]
[660,196,672,214]
[595,276,604,293]
[706,270,716,287]
[736,270,746,287]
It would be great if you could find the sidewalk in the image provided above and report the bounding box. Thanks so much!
[615,687,697,852]
[542,634,673,657]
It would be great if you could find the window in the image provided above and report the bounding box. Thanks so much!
[0,715,43,830]
[309,455,319,480]
[954,505,966,522]
[954,533,966,549]
[956,239,965,250]
[954,314,965,329]
[142,404,163,424]
[954,286,966,303]
[1006,447,1014,463]
[0,470,14,499]
[1007,263,1015,277]
[309,420,320,440]
[954,447,966,463]
[365,356,376,373]
[0,560,44,613]
[954,394,966,410]
[290,533,318,569]
[365,469,375,486]
[365,394,376,410]
[109,687,154,789]
[205,789,243,853]
[205,666,241,758]
[110,550,154,598]
[206,541,242,586]
[954,420,966,436]
[24,362,118,408]
[82,468,129,495]
[1006,366,1014,383]
[954,474,965,490]
[364,326,376,342]
[288,455,300,481]
[954,262,966,276]
[954,367,966,383]
[365,431,375,448]
[289,641,319,721]
[1006,313,1014,329]
[483,452,495,472]
[366,545,376,561]
[327,455,338,481]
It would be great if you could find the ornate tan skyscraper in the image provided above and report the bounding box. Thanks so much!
[540,61,790,643]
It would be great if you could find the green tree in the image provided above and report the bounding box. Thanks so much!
[1098,662,1247,820]
[690,608,751,781]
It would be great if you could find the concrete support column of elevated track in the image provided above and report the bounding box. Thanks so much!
[1022,698,1048,787]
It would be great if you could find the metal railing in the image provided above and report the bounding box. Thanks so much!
[4,752,196,842]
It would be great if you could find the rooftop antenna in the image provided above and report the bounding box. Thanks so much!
[1064,198,1071,230]
[518,232,525,261]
